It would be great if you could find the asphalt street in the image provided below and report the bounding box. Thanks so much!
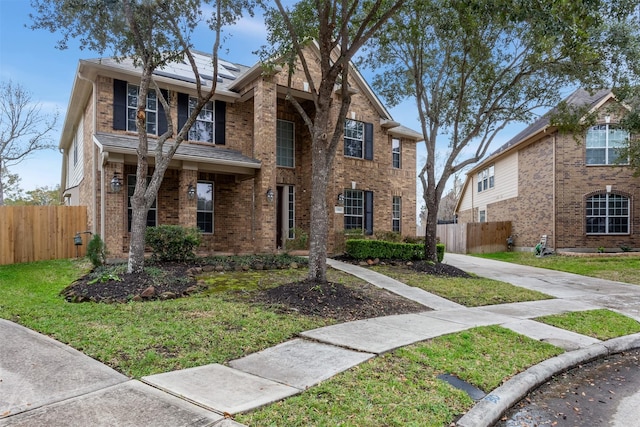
[496,348,640,426]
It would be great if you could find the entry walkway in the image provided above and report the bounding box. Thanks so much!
[2,254,640,426]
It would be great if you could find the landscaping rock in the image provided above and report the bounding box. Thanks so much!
[141,286,156,298]
[160,291,177,300]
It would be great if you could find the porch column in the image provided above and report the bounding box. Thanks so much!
[179,166,198,228]
[253,77,278,253]
[103,161,126,258]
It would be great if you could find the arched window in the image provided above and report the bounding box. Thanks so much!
[586,193,629,234]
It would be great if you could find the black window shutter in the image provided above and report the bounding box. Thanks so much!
[364,190,374,235]
[177,93,189,134]
[215,100,226,145]
[113,79,127,130]
[364,122,374,160]
[158,89,169,135]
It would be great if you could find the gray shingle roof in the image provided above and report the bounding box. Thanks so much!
[86,50,250,92]
[94,133,261,169]
[488,88,612,158]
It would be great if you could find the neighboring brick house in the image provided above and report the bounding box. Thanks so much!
[59,46,421,258]
[456,88,640,252]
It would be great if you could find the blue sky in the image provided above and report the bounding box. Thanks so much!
[0,0,523,202]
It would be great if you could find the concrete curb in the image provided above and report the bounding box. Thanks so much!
[455,333,640,427]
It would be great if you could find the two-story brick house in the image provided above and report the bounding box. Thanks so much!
[456,88,640,252]
[59,46,421,258]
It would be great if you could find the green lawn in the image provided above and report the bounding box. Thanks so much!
[536,309,640,340]
[476,251,640,285]
[2,257,639,426]
[371,264,552,306]
[238,326,563,426]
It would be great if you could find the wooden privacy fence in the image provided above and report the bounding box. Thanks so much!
[0,206,88,265]
[437,221,511,254]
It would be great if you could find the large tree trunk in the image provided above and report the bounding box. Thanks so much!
[423,197,439,263]
[127,191,147,273]
[307,131,332,282]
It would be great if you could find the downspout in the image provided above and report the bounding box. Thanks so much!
[76,71,100,237]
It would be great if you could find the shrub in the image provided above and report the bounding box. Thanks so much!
[374,231,403,242]
[145,225,202,262]
[86,234,106,267]
[436,243,445,263]
[345,239,425,261]
[284,227,309,251]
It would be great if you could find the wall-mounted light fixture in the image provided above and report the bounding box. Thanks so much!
[337,193,344,205]
[605,115,611,124]
[187,184,196,200]
[266,188,274,203]
[110,172,122,193]
[606,184,612,193]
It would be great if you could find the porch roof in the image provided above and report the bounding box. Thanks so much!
[94,133,261,179]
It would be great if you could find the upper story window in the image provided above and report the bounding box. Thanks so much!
[188,97,214,143]
[344,119,364,158]
[586,193,629,234]
[276,120,295,167]
[586,124,629,165]
[127,84,157,135]
[392,138,401,168]
[477,165,494,192]
[344,119,374,160]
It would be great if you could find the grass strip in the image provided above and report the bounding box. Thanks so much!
[475,252,640,285]
[371,265,552,306]
[536,309,640,340]
[238,326,563,427]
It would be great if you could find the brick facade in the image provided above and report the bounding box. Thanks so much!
[62,49,419,258]
[457,97,640,251]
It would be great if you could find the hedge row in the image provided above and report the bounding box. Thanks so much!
[345,239,445,262]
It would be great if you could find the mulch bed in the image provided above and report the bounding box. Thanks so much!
[60,257,469,321]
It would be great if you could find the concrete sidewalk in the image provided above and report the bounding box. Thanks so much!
[2,254,640,426]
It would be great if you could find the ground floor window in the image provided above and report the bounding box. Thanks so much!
[127,175,156,232]
[392,196,401,233]
[479,209,486,223]
[586,193,629,234]
[344,189,374,235]
[286,186,295,239]
[197,181,214,233]
[344,190,364,230]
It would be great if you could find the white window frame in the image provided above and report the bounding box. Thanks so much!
[477,165,494,193]
[392,196,401,232]
[276,120,295,167]
[586,193,630,234]
[392,138,401,168]
[344,189,364,230]
[126,84,158,135]
[281,185,295,239]
[479,209,486,223]
[586,124,629,165]
[344,119,364,159]
[197,181,214,234]
[188,97,214,143]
